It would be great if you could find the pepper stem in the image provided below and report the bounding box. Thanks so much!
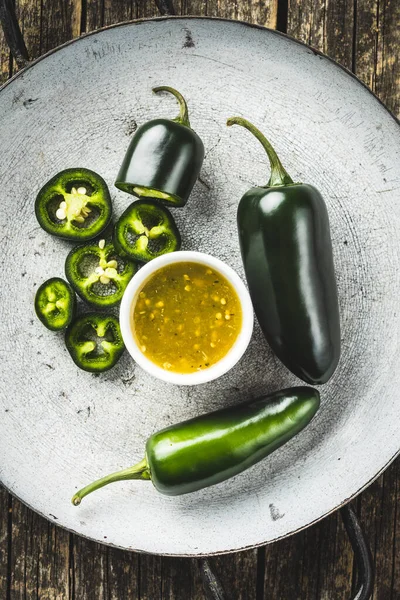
[226,117,294,187]
[71,457,150,506]
[153,86,191,128]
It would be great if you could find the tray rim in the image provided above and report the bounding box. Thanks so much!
[1,15,399,557]
[1,15,399,129]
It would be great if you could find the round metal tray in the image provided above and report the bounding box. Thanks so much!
[0,17,399,556]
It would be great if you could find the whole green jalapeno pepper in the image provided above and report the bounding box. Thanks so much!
[35,168,112,241]
[227,117,341,385]
[115,86,205,207]
[65,238,136,308]
[113,199,181,262]
[71,387,319,502]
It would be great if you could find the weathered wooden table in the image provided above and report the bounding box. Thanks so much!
[0,1,399,598]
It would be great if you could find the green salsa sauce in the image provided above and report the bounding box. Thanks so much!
[132,261,243,373]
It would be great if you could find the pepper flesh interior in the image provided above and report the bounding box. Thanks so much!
[56,187,92,224]
[132,185,181,205]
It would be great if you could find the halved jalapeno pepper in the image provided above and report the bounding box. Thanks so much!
[115,87,204,207]
[35,277,76,331]
[65,314,124,372]
[113,199,181,263]
[65,238,136,308]
[35,168,112,241]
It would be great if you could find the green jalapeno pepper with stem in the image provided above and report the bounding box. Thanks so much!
[115,86,205,207]
[71,386,319,502]
[227,117,341,385]
[35,168,112,241]
[113,199,181,262]
[65,313,124,372]
[65,238,137,308]
[35,277,76,331]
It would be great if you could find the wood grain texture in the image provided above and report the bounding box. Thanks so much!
[0,1,399,599]
[0,487,10,600]
[8,497,70,599]
[0,12,11,84]
[287,0,354,69]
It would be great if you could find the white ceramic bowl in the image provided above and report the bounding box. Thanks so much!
[119,251,254,385]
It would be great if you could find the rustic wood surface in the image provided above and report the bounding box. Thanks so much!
[0,0,399,598]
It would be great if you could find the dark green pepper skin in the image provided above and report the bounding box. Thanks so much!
[71,387,319,504]
[238,184,341,384]
[115,87,204,207]
[35,277,76,331]
[228,117,341,385]
[35,168,112,241]
[113,199,181,262]
[65,239,136,307]
[146,387,319,495]
[65,313,124,372]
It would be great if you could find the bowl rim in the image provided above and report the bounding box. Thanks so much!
[119,250,254,385]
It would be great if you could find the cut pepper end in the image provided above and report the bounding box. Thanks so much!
[115,181,185,207]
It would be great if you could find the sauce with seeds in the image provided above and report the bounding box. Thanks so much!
[132,262,242,373]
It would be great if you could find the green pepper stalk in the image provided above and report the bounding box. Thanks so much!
[113,199,181,263]
[72,387,319,503]
[153,85,191,128]
[115,86,204,207]
[227,117,341,385]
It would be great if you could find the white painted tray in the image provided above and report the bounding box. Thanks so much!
[0,17,399,556]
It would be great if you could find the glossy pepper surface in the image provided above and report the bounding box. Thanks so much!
[115,86,204,207]
[65,313,124,372]
[65,238,136,307]
[35,168,112,241]
[113,199,181,262]
[227,117,341,385]
[35,277,76,331]
[71,387,319,502]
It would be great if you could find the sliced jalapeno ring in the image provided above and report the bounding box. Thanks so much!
[35,168,112,241]
[65,313,124,372]
[113,199,181,263]
[35,277,76,331]
[65,239,137,308]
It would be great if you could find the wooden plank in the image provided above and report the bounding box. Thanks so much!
[103,0,133,26]
[72,536,108,599]
[183,0,207,17]
[8,497,70,599]
[0,487,10,599]
[263,510,354,598]
[87,0,134,32]
[206,0,278,28]
[138,553,162,599]
[40,0,82,54]
[136,1,161,19]
[86,0,104,31]
[287,0,354,70]
[0,14,11,84]
[376,0,400,117]
[353,0,378,91]
[210,551,259,600]
[160,557,202,599]
[15,0,41,60]
[359,461,400,600]
[106,546,139,600]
